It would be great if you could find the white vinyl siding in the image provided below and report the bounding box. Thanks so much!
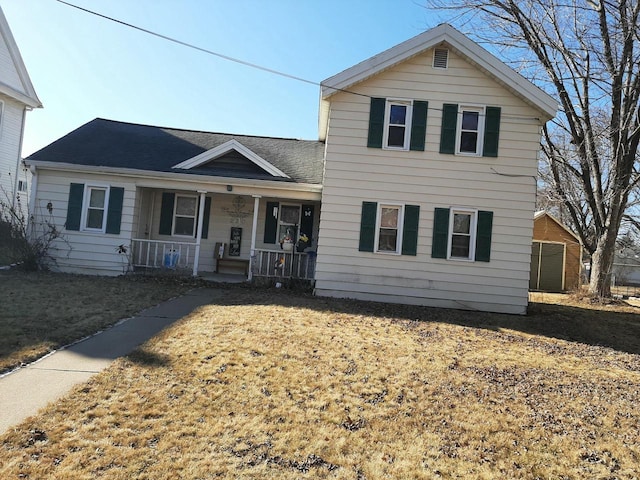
[315,47,545,314]
[28,170,135,276]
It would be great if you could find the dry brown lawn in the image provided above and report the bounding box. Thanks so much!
[1,287,640,479]
[0,271,195,373]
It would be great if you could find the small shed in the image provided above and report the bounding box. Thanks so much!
[530,211,583,292]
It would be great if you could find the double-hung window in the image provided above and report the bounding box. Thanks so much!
[376,205,403,253]
[359,201,420,256]
[278,204,301,243]
[432,207,493,262]
[173,195,197,236]
[449,209,476,260]
[367,97,428,151]
[66,183,124,235]
[83,186,109,231]
[457,107,484,155]
[440,104,501,157]
[384,101,412,150]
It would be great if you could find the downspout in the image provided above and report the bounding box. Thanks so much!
[192,191,207,276]
[248,195,261,281]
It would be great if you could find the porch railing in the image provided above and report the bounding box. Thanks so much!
[251,248,316,280]
[131,239,195,271]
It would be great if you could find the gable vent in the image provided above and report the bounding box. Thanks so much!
[433,48,449,69]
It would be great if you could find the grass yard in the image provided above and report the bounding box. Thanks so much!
[1,285,640,479]
[0,270,195,373]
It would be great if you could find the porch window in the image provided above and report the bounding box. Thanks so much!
[173,195,197,236]
[278,204,301,244]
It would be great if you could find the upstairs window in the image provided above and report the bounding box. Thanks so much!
[368,98,428,151]
[458,107,483,155]
[440,104,501,157]
[384,101,412,150]
[17,180,27,193]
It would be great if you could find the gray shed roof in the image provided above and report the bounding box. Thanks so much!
[27,118,325,185]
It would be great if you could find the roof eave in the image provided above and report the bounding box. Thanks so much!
[319,23,557,122]
[25,160,323,194]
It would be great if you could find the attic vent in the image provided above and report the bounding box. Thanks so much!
[433,48,449,69]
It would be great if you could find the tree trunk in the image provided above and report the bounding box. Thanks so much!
[588,228,618,297]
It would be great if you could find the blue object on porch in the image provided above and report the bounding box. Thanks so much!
[164,252,179,268]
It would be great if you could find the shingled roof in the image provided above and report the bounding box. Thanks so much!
[27,118,325,185]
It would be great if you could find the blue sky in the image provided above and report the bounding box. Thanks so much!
[2,0,454,156]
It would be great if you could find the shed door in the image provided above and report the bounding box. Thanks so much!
[530,241,565,292]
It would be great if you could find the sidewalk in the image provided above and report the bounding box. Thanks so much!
[0,288,220,435]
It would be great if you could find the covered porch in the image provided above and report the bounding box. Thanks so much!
[128,186,320,281]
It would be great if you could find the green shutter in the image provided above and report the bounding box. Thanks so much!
[201,196,212,239]
[105,187,124,234]
[300,204,314,239]
[65,183,84,231]
[159,192,175,235]
[475,210,493,262]
[359,201,377,252]
[410,101,428,151]
[431,207,450,258]
[439,104,458,154]
[482,107,501,157]
[401,204,420,255]
[264,201,279,243]
[367,98,386,148]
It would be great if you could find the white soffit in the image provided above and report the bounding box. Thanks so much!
[172,139,290,178]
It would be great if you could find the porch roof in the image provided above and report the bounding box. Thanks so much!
[26,118,325,185]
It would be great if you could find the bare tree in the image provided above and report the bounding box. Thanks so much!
[427,0,640,296]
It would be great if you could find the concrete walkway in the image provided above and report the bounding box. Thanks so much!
[0,288,220,435]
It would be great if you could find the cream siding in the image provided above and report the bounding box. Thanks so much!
[315,48,544,314]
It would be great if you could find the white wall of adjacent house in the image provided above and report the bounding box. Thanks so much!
[314,47,546,315]
[0,95,27,209]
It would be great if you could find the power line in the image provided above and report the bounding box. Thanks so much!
[54,0,543,122]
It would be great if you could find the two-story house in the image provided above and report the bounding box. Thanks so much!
[314,24,556,314]
[0,6,42,211]
[24,24,556,314]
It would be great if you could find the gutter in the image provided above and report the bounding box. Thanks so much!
[24,160,323,194]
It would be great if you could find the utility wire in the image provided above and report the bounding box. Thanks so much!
[55,0,543,122]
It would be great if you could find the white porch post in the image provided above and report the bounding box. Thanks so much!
[193,191,207,276]
[248,195,261,281]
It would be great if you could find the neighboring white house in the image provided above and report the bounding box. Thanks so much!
[314,24,557,314]
[0,6,42,211]
[25,24,556,314]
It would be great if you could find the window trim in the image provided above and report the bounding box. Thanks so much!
[374,203,405,255]
[447,208,477,261]
[80,184,110,233]
[455,105,485,156]
[383,99,413,151]
[172,194,198,237]
[17,180,27,193]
